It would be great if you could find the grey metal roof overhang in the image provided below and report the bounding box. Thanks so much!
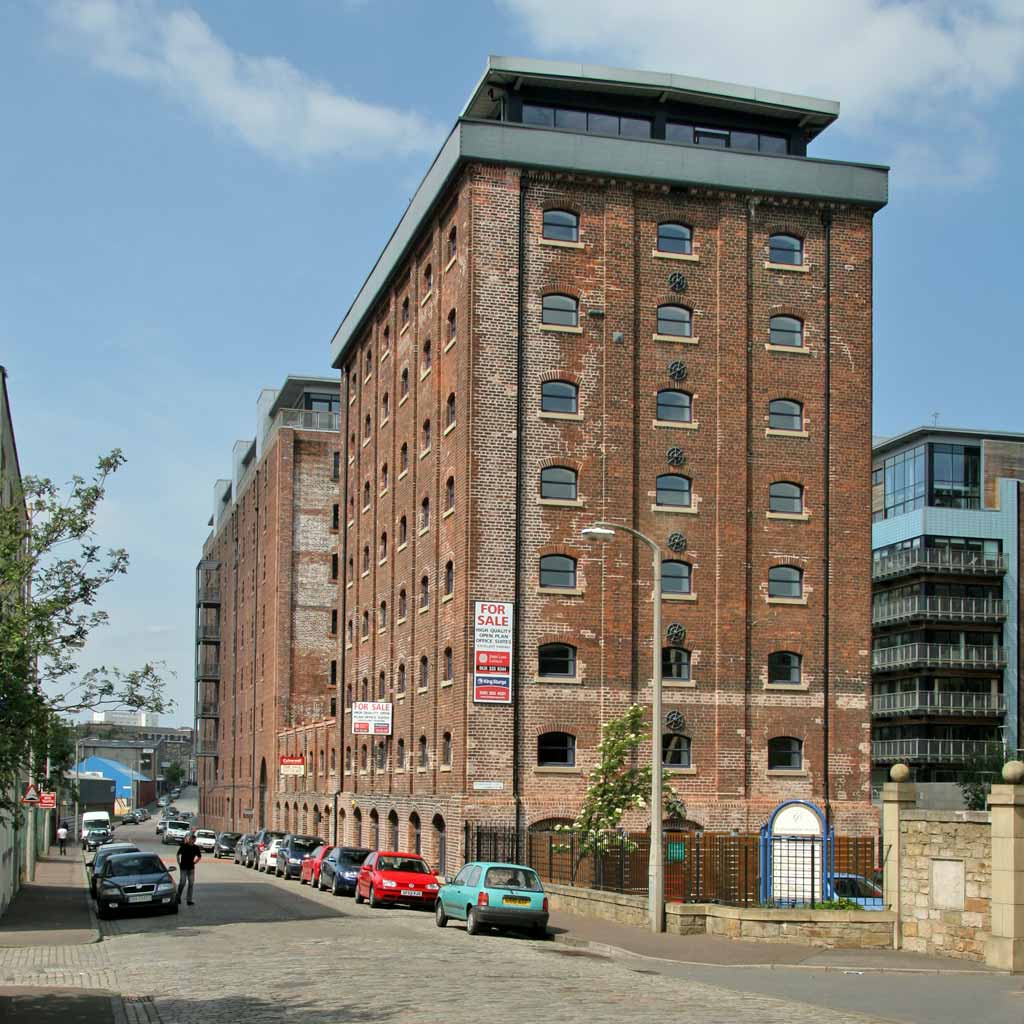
[873,426,1024,456]
[329,119,889,368]
[462,56,840,137]
[267,375,340,417]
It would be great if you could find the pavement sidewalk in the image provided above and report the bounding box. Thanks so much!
[548,909,998,974]
[0,850,99,947]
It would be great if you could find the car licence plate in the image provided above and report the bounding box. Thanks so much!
[502,896,531,906]
[400,889,419,896]
[128,894,150,903]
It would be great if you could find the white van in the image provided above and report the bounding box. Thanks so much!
[80,811,112,841]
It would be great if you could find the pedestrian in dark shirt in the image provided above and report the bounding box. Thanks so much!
[176,832,202,906]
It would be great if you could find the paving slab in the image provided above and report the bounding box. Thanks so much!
[0,853,99,947]
[0,986,116,1024]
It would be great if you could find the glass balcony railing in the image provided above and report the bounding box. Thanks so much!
[196,702,220,720]
[871,596,1006,627]
[195,622,221,641]
[194,737,219,757]
[195,659,220,681]
[872,690,1006,717]
[872,643,1006,672]
[872,738,1005,764]
[872,549,1008,581]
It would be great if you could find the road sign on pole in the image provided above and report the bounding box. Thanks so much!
[38,791,57,809]
[20,783,40,805]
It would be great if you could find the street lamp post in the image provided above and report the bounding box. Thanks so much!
[582,521,664,934]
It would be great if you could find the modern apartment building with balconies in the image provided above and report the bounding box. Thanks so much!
[871,427,1024,793]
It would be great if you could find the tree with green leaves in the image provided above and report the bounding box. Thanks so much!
[0,451,170,824]
[164,761,186,789]
[554,703,686,881]
[956,745,1008,811]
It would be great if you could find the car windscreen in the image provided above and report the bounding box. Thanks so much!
[484,867,542,891]
[338,849,371,867]
[288,838,321,853]
[196,831,216,838]
[220,833,241,842]
[167,821,190,829]
[107,856,166,877]
[377,857,429,873]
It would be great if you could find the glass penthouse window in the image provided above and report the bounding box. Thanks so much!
[665,122,788,154]
[523,103,651,139]
[930,444,980,510]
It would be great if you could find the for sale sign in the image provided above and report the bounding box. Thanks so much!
[473,601,513,704]
[279,755,305,777]
[352,701,393,735]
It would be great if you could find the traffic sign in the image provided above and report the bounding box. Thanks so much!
[20,783,40,805]
[38,791,57,809]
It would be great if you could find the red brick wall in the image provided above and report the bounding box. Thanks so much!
[198,420,340,835]
[327,166,878,857]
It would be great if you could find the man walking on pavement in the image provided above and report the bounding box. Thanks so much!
[56,822,68,855]
[176,831,202,906]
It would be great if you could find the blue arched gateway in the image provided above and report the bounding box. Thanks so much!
[759,800,834,906]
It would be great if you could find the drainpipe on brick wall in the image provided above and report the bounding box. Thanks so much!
[821,207,834,827]
[337,368,351,842]
[744,199,756,803]
[247,470,260,834]
[512,172,528,860]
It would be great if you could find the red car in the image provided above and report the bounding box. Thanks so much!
[354,850,441,909]
[300,843,332,886]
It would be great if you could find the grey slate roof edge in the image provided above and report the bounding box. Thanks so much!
[330,119,888,368]
[874,426,1024,454]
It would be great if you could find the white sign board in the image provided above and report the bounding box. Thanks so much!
[473,601,514,704]
[769,802,824,906]
[279,756,305,776]
[472,781,504,791]
[352,701,393,735]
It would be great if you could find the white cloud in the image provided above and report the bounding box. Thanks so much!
[501,0,1024,185]
[49,0,441,163]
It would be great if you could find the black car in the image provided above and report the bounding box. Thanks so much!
[84,828,112,851]
[274,834,322,879]
[317,846,373,896]
[94,852,178,919]
[249,828,286,869]
[214,832,242,859]
[86,843,140,897]
[121,812,140,825]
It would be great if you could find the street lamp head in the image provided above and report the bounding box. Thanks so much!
[581,525,616,542]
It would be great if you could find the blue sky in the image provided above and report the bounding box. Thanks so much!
[1,1,1022,724]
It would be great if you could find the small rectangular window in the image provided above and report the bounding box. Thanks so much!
[695,128,729,148]
[731,131,759,151]
[523,104,554,127]
[587,112,618,136]
[665,122,694,145]
[759,134,788,155]
[555,108,587,131]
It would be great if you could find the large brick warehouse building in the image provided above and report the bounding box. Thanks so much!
[197,58,889,865]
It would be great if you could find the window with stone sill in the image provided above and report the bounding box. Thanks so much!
[448,309,457,343]
[443,647,452,682]
[379,601,387,628]
[657,222,693,255]
[769,399,803,432]
[768,565,803,599]
[397,663,406,693]
[399,516,407,546]
[420,574,430,610]
[442,732,452,766]
[662,560,691,595]
[540,466,577,501]
[538,731,575,767]
[379,531,388,560]
[447,226,457,262]
[419,656,429,690]
[657,304,692,338]
[445,560,454,597]
[424,264,433,293]
[446,392,456,429]
[446,476,455,511]
[423,339,432,372]
[418,736,428,768]
[542,209,579,243]
[421,497,430,530]
[769,316,803,348]
[401,297,409,325]
[768,651,802,686]
[768,234,803,266]
[541,380,578,414]
[397,738,406,769]
[768,736,803,770]
[656,389,692,423]
[400,443,409,472]
[542,293,579,327]
[398,590,407,619]
[538,643,576,678]
[401,367,409,397]
[662,734,691,768]
[422,419,431,450]
[769,481,804,514]
[539,554,576,589]
[656,473,691,508]
[662,646,691,681]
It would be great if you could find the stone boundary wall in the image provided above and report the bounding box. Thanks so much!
[546,883,895,949]
[898,808,991,961]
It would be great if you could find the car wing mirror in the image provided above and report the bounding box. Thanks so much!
[86,859,95,868]
[167,865,177,872]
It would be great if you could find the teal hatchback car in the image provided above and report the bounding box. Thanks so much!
[435,862,549,937]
